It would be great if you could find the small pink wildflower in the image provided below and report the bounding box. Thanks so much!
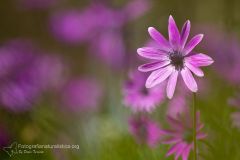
[161,111,207,160]
[129,115,162,147]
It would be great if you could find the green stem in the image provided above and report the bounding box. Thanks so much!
[193,92,197,160]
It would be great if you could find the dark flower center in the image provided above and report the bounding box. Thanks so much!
[140,87,149,95]
[169,52,184,70]
[183,130,193,143]
[136,120,148,143]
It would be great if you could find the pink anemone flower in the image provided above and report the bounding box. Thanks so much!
[137,15,214,98]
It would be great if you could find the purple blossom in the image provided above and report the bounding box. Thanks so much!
[123,70,165,112]
[161,111,207,160]
[129,115,162,147]
[122,0,151,21]
[50,9,97,44]
[0,81,40,112]
[61,78,103,112]
[0,40,66,112]
[199,26,240,84]
[24,55,67,90]
[50,0,150,68]
[137,15,214,99]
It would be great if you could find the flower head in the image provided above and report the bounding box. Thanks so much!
[137,15,214,98]
[129,115,162,147]
[123,70,165,112]
[0,40,66,112]
[161,111,207,160]
[199,26,240,84]
[50,0,150,69]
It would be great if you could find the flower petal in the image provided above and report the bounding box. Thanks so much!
[175,143,187,160]
[167,142,182,156]
[197,123,204,132]
[184,34,204,55]
[186,53,214,66]
[159,129,178,135]
[167,70,179,99]
[138,61,170,72]
[137,47,169,60]
[167,115,184,131]
[197,132,207,139]
[182,145,192,160]
[148,27,171,51]
[181,67,198,92]
[180,20,191,49]
[185,62,204,77]
[146,66,173,88]
[162,137,182,144]
[168,15,180,49]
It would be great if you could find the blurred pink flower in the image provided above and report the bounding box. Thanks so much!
[50,0,150,68]
[25,55,67,90]
[61,78,103,112]
[161,111,207,160]
[50,9,97,44]
[129,115,162,147]
[199,25,240,84]
[137,15,214,99]
[123,70,165,112]
[122,0,150,21]
[0,40,66,112]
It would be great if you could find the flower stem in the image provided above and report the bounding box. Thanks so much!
[193,92,197,160]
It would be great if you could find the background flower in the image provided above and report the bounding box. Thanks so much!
[161,111,207,160]
[199,26,240,84]
[50,0,150,69]
[129,115,162,147]
[0,40,66,112]
[123,70,165,112]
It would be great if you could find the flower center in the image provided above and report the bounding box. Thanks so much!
[139,124,147,138]
[140,87,149,95]
[169,52,184,70]
[136,121,148,142]
[183,130,193,143]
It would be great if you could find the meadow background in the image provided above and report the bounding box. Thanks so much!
[0,0,240,159]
